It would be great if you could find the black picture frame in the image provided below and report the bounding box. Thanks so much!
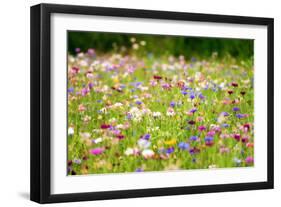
[30,3,274,204]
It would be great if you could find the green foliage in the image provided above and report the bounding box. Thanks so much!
[68,31,253,59]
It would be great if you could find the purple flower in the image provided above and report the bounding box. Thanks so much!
[236,114,245,119]
[190,108,197,113]
[204,136,214,142]
[189,147,200,155]
[181,90,188,95]
[142,134,151,140]
[88,82,94,89]
[126,113,133,120]
[190,93,195,99]
[75,48,80,53]
[205,136,214,146]
[190,136,198,141]
[233,107,240,112]
[170,101,176,107]
[221,112,229,116]
[178,142,190,150]
[166,147,175,154]
[135,168,144,172]
[162,83,171,89]
[68,87,74,93]
[135,100,142,105]
[81,87,89,96]
[199,93,205,99]
[222,123,229,128]
[87,48,95,56]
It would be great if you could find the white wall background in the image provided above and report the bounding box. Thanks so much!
[0,0,279,206]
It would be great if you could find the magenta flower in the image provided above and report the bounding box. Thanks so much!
[198,125,206,131]
[245,156,254,164]
[89,147,105,155]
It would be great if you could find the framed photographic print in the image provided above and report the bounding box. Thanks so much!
[30,3,274,203]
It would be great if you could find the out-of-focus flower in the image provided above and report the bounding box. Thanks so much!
[78,104,86,112]
[142,149,155,158]
[68,127,74,136]
[166,107,176,116]
[233,107,240,112]
[166,147,175,154]
[93,137,103,144]
[233,134,241,141]
[190,136,198,141]
[138,139,151,149]
[198,125,206,131]
[73,158,82,164]
[245,156,254,164]
[152,111,162,118]
[178,142,190,150]
[170,101,176,108]
[89,147,105,155]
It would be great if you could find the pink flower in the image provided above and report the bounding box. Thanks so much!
[87,48,95,56]
[150,80,157,86]
[207,131,216,136]
[71,66,80,74]
[196,116,204,122]
[78,104,86,112]
[246,142,254,148]
[220,133,230,139]
[89,147,105,155]
[219,147,230,154]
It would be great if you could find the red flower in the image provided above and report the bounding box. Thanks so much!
[240,91,246,96]
[188,120,196,125]
[153,75,162,80]
[100,124,111,129]
[242,136,249,143]
[243,123,251,130]
[233,134,241,141]
[231,82,239,87]
[116,134,125,140]
[227,90,234,95]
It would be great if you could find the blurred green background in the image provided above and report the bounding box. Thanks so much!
[68,31,253,59]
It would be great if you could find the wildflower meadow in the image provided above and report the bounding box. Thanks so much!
[67,32,254,175]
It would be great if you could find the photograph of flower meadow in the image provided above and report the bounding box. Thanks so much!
[67,31,254,175]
